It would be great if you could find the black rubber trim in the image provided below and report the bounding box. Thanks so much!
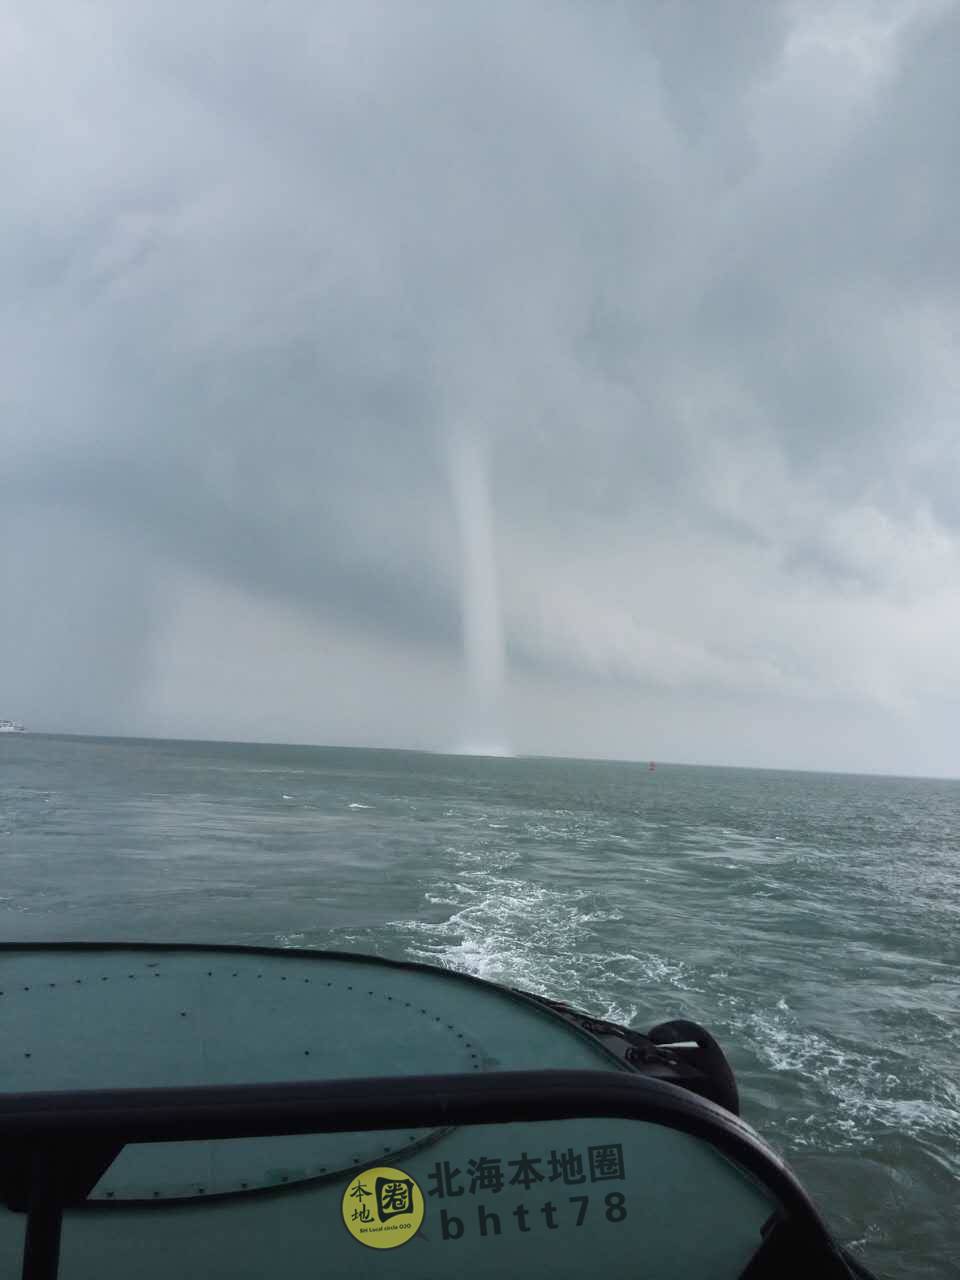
[0,1069,769,1150]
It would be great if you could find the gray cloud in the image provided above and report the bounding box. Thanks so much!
[3,0,960,772]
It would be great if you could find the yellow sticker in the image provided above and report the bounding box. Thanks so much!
[342,1166,425,1249]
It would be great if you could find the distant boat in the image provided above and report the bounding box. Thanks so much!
[0,720,25,733]
[648,761,656,772]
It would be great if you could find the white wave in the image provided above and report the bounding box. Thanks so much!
[739,1004,960,1156]
[397,871,612,990]
[388,841,700,1030]
[348,802,372,809]
[400,841,960,1161]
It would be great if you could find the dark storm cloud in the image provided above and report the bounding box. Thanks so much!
[3,0,960,765]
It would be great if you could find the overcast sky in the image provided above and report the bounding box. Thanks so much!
[3,0,960,775]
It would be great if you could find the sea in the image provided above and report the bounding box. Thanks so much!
[1,733,957,1278]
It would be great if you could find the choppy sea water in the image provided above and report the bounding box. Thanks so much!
[1,733,957,1278]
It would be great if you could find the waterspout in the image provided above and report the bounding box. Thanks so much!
[447,426,511,756]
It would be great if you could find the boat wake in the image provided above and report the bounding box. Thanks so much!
[735,1003,960,1160]
[391,841,693,1028]
[389,839,960,1171]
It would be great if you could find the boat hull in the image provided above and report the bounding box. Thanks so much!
[0,943,872,1279]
